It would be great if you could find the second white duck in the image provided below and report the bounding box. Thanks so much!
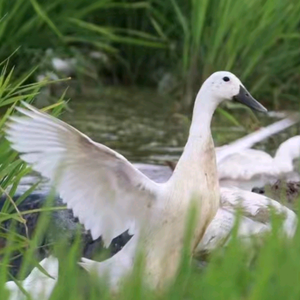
[218,135,300,190]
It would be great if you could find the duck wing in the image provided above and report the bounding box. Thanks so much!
[6,102,160,246]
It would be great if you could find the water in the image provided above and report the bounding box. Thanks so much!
[62,86,300,165]
[63,86,187,164]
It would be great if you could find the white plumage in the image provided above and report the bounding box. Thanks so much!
[7,107,159,246]
[218,136,300,190]
[159,162,298,255]
[5,256,58,300]
[5,71,267,290]
[197,187,297,254]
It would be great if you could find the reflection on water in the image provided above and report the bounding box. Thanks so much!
[62,86,300,164]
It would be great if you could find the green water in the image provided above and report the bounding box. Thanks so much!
[62,86,300,164]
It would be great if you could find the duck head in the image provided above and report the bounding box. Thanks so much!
[201,71,267,113]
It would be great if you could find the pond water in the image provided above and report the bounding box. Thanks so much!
[62,85,300,165]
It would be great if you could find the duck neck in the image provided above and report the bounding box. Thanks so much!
[189,88,218,140]
[274,136,300,173]
[173,89,219,180]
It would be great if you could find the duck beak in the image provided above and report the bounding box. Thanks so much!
[233,85,267,113]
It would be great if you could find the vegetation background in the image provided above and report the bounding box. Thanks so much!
[0,0,300,299]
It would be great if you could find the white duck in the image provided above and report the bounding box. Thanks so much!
[5,71,267,291]
[5,256,58,300]
[218,135,300,190]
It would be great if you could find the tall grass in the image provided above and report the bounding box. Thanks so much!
[0,56,68,286]
[149,0,300,107]
[0,0,166,77]
[1,0,300,109]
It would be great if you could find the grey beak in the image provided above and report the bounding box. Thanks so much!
[233,85,267,113]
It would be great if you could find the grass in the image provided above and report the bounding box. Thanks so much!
[1,195,300,300]
[1,0,300,110]
[0,56,68,289]
[0,0,166,81]
[147,0,300,108]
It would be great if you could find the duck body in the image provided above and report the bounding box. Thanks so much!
[6,71,266,291]
[168,136,220,247]
[144,136,220,287]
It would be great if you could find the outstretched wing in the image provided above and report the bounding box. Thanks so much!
[6,102,160,245]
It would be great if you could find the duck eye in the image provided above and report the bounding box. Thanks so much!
[223,76,230,82]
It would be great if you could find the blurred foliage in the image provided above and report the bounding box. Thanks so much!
[0,0,300,109]
[0,0,166,82]
[149,0,300,107]
[0,193,300,299]
[0,56,68,284]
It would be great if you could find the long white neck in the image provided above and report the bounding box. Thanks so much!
[274,136,300,173]
[189,88,218,138]
[166,85,220,254]
[170,87,219,184]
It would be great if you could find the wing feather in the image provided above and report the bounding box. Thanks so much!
[6,102,160,245]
